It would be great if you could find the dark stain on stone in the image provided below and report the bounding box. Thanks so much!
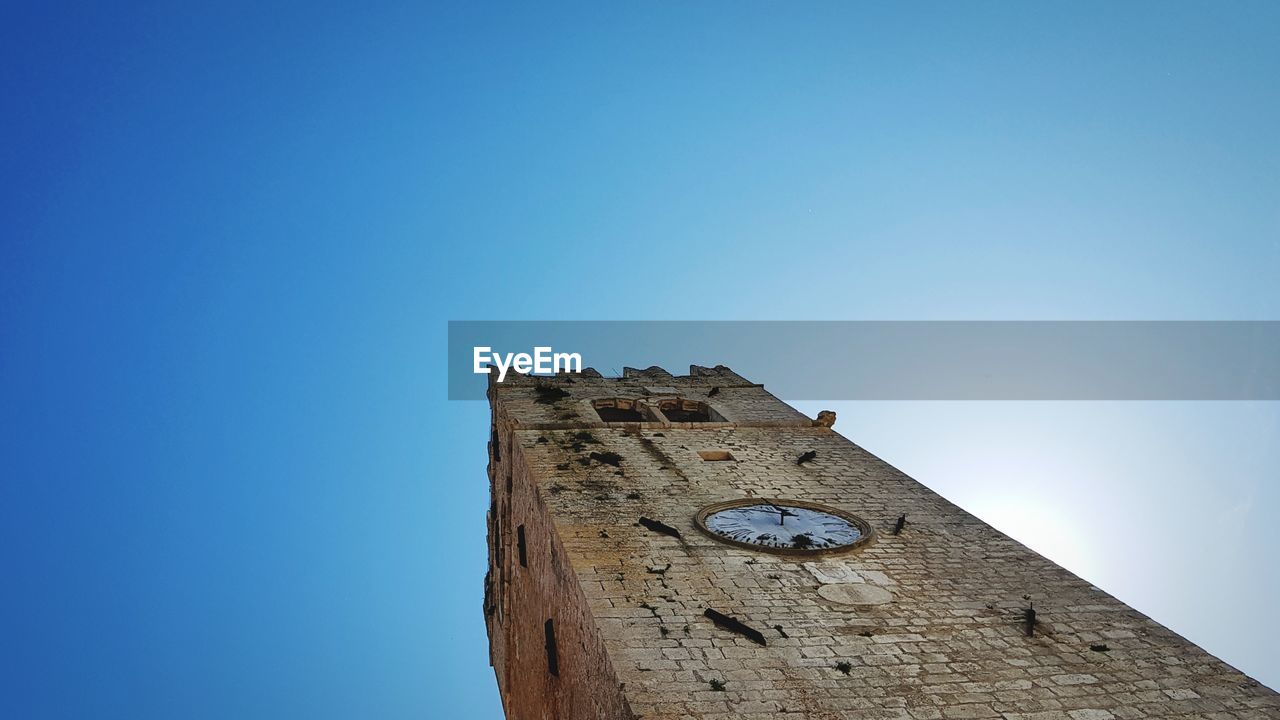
[638,517,682,539]
[590,451,623,466]
[534,385,570,404]
[703,608,766,646]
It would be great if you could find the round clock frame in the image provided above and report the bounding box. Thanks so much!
[694,498,876,557]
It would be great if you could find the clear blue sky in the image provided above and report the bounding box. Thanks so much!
[2,2,1278,718]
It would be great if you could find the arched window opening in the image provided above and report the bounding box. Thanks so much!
[657,398,722,423]
[593,398,648,422]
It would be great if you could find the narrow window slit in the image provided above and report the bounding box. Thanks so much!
[544,619,559,676]
[517,525,527,567]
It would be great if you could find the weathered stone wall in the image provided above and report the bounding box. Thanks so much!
[486,398,635,720]
[486,367,1279,720]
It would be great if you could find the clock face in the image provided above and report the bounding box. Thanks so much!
[698,500,871,554]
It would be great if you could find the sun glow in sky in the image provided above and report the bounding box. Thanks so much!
[794,400,1280,690]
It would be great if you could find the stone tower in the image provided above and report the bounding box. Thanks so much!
[483,365,1277,719]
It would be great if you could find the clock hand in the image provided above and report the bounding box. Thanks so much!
[767,504,797,526]
[766,503,782,526]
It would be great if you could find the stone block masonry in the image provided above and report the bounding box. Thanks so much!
[483,365,1279,719]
